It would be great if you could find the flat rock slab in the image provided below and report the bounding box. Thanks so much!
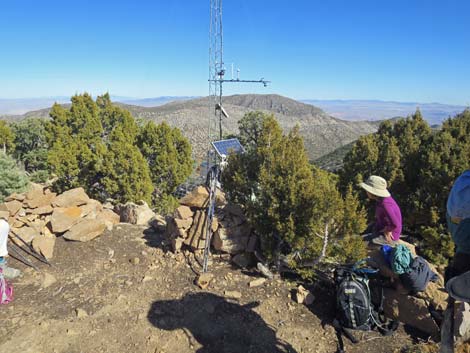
[4,200,23,216]
[63,219,106,242]
[53,187,90,208]
[12,226,37,244]
[32,235,56,259]
[50,207,82,233]
[25,192,56,209]
[29,205,54,215]
[175,205,193,220]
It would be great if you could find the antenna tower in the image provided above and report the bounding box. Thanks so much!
[203,0,269,273]
[208,0,269,142]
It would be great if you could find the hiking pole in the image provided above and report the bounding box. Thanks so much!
[8,241,40,271]
[440,296,455,353]
[9,233,51,266]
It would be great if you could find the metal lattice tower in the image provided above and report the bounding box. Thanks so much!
[203,0,269,273]
[208,0,224,143]
[208,0,269,144]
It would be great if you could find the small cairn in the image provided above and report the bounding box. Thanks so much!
[165,186,256,255]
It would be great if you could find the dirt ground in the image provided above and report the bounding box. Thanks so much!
[0,223,434,353]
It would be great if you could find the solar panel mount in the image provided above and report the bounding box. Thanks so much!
[211,138,245,158]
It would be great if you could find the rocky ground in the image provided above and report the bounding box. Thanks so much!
[1,222,444,353]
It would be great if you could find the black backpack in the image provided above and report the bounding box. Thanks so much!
[333,261,398,352]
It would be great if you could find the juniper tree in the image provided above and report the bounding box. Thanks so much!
[47,93,154,203]
[137,121,193,210]
[223,112,367,275]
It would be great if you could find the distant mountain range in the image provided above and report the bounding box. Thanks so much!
[302,99,467,125]
[0,96,197,115]
[1,96,466,124]
[1,94,380,161]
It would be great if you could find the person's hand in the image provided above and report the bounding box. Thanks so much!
[384,231,393,243]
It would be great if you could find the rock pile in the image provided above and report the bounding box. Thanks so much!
[165,186,256,254]
[1,184,120,260]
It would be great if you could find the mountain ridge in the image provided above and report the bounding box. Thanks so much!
[1,94,380,160]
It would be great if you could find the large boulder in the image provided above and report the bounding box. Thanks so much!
[383,288,440,338]
[115,201,155,225]
[212,223,250,254]
[63,219,106,242]
[53,187,90,208]
[367,242,447,312]
[50,207,82,233]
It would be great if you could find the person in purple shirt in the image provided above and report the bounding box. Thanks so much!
[359,175,402,246]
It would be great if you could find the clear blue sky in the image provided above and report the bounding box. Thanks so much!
[1,0,469,105]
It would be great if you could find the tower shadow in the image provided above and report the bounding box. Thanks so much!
[148,292,298,353]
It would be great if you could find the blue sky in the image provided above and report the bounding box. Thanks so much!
[0,0,469,105]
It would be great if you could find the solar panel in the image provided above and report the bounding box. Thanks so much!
[212,138,244,157]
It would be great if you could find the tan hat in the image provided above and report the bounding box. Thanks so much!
[359,175,391,198]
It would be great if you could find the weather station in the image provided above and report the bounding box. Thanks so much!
[202,0,270,273]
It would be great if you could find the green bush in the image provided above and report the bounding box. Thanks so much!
[0,153,29,202]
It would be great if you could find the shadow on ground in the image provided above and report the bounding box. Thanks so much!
[148,292,298,353]
[143,225,168,250]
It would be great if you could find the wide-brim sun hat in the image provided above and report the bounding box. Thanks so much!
[359,175,391,198]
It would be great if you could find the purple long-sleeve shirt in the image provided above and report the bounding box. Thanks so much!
[374,196,402,241]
